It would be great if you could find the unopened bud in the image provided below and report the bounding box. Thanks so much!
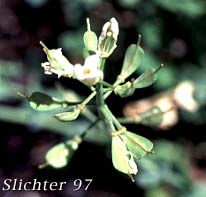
[83,18,98,53]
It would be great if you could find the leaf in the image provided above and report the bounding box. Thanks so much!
[133,65,163,89]
[29,92,66,111]
[112,136,138,179]
[140,106,163,126]
[125,131,154,158]
[120,44,144,81]
[53,107,80,122]
[45,140,78,168]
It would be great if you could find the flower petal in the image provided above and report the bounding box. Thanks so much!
[84,54,100,68]
[98,18,119,57]
[110,17,119,40]
[74,55,103,86]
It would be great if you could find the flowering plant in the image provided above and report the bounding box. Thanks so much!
[21,18,163,181]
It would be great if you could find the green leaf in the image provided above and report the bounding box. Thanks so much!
[133,68,157,88]
[112,136,138,179]
[45,140,78,168]
[120,44,144,81]
[53,107,80,122]
[29,92,67,111]
[83,30,98,53]
[124,131,154,159]
[133,65,163,89]
[140,106,163,126]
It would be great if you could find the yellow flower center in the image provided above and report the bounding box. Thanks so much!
[83,68,91,75]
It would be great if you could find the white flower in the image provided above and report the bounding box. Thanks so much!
[98,18,119,57]
[99,17,119,44]
[40,42,74,78]
[41,62,53,75]
[74,54,103,86]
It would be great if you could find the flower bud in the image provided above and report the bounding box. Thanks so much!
[114,82,135,98]
[83,18,98,53]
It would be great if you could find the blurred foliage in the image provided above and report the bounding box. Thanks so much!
[153,0,205,17]
[140,107,163,127]
[0,60,24,99]
[24,0,49,8]
[59,31,84,54]
[136,140,206,197]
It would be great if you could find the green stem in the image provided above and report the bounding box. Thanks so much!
[80,119,100,139]
[96,83,104,107]
[103,88,113,92]
[118,117,137,124]
[39,41,49,50]
[81,108,97,122]
[96,57,123,132]
[100,58,106,71]
[96,57,107,106]
[96,58,115,133]
[103,78,123,100]
[102,105,123,130]
[81,91,96,107]
[101,81,114,89]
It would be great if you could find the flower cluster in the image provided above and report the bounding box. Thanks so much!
[40,17,119,86]
[23,17,164,182]
[40,43,103,86]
